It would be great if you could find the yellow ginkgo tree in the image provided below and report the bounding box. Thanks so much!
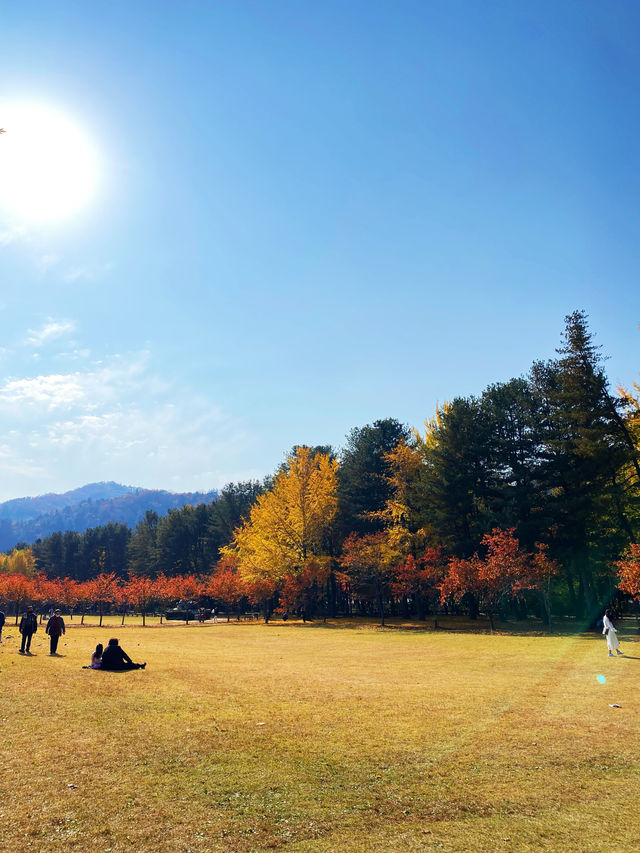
[222,446,339,619]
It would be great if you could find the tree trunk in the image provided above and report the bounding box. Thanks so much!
[377,583,385,626]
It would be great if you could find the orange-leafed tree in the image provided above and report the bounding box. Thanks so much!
[207,556,245,621]
[32,574,62,623]
[616,543,640,601]
[0,573,35,623]
[113,582,130,626]
[57,578,80,621]
[164,574,203,623]
[125,576,157,626]
[75,580,95,625]
[152,574,175,624]
[89,572,120,627]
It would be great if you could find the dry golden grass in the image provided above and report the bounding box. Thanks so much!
[1,616,639,852]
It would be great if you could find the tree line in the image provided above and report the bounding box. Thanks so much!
[2,311,640,627]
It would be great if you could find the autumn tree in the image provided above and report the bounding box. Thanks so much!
[223,447,339,620]
[207,555,245,621]
[440,528,557,631]
[616,544,640,601]
[89,572,120,627]
[392,549,446,620]
[337,419,410,538]
[340,531,400,625]
[124,576,157,626]
[0,573,35,623]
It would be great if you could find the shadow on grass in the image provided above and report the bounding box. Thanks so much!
[267,616,640,640]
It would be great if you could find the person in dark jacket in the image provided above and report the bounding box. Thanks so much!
[19,606,38,654]
[0,609,5,643]
[45,609,66,655]
[100,638,146,671]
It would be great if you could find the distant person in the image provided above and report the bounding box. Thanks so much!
[0,609,5,642]
[603,610,623,657]
[45,609,66,655]
[19,606,38,654]
[100,638,146,671]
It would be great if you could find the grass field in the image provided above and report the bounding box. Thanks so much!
[1,616,639,852]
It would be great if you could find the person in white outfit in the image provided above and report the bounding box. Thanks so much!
[603,610,623,657]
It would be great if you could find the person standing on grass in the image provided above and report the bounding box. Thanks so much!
[0,609,5,642]
[100,638,146,671]
[45,608,66,655]
[603,610,623,657]
[19,606,38,654]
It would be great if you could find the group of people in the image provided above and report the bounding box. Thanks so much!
[0,605,628,662]
[86,639,146,671]
[16,606,66,655]
[4,605,146,670]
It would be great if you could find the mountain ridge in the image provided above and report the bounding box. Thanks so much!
[0,482,218,551]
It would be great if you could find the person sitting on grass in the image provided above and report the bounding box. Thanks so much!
[91,643,103,669]
[100,638,146,671]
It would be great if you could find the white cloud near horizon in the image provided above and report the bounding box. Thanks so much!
[0,350,253,500]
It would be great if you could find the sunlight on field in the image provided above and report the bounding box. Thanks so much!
[1,619,640,852]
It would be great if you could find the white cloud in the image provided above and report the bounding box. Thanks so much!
[0,374,85,407]
[0,351,252,499]
[27,318,76,347]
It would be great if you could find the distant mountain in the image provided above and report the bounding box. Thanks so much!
[0,482,140,522]
[0,483,218,551]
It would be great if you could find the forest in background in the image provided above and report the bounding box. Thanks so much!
[2,310,640,626]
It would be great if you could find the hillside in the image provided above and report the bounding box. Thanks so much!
[0,482,140,522]
[0,483,218,551]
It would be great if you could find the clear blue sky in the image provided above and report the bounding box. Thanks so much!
[1,0,639,501]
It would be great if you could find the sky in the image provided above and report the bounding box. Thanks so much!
[1,0,639,502]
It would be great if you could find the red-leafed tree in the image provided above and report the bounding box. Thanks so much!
[391,548,446,620]
[207,556,245,621]
[152,574,174,624]
[616,543,640,600]
[243,575,278,623]
[125,576,156,626]
[75,580,94,625]
[89,572,120,627]
[57,578,80,621]
[440,528,553,631]
[0,573,35,623]
[164,574,203,623]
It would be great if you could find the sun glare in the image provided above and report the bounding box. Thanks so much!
[0,102,100,224]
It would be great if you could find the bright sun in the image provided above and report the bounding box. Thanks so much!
[0,102,100,224]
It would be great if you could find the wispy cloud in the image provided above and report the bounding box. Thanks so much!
[0,351,251,499]
[26,318,76,347]
[62,262,113,283]
[0,224,28,246]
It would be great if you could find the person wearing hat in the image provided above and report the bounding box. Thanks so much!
[100,638,146,671]
[45,608,66,655]
[19,606,38,654]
